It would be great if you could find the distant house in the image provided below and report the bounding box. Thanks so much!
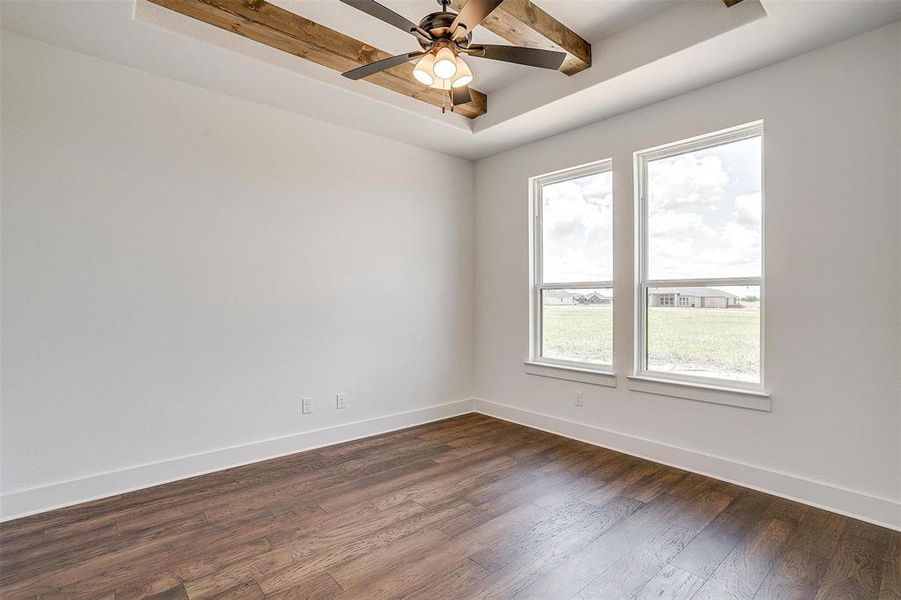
[576,292,612,305]
[543,290,612,305]
[648,287,739,309]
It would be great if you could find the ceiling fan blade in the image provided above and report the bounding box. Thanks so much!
[452,86,473,106]
[466,44,566,70]
[338,0,432,40]
[341,51,426,80]
[450,0,503,39]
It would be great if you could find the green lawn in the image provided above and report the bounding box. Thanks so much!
[542,304,759,381]
[542,305,613,365]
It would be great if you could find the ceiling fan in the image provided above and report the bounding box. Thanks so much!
[339,0,567,111]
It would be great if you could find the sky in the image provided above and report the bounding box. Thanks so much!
[647,136,762,280]
[542,169,613,283]
[541,136,761,285]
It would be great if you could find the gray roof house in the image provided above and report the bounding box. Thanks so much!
[648,287,739,308]
[576,292,611,304]
[543,290,612,305]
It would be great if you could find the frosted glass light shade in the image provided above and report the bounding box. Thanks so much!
[433,47,457,80]
[451,57,472,88]
[430,78,452,90]
[413,53,436,86]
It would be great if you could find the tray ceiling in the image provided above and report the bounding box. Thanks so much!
[2,0,899,159]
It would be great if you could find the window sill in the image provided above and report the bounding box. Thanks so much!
[626,376,771,411]
[523,361,617,388]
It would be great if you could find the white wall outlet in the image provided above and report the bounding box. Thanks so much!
[336,392,347,410]
[574,391,584,407]
[302,397,312,414]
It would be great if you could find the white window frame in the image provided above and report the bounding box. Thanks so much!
[634,122,765,393]
[528,159,614,376]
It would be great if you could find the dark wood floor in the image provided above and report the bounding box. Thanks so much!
[1,414,898,599]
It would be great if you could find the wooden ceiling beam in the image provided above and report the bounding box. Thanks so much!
[451,0,591,76]
[723,0,745,6]
[148,0,488,118]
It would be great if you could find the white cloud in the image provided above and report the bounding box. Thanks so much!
[542,176,613,282]
[647,153,761,279]
[716,192,762,276]
[649,210,710,240]
[648,154,729,210]
[733,192,761,227]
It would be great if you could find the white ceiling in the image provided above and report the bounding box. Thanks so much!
[2,0,900,159]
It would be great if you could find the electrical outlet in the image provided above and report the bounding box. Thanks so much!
[302,397,312,414]
[574,391,584,407]
[336,392,347,410]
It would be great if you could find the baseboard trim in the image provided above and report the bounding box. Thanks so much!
[6,397,898,530]
[473,398,901,531]
[0,399,475,522]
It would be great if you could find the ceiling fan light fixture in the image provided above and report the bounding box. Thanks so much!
[413,53,436,85]
[429,77,452,90]
[338,0,568,115]
[433,46,458,80]
[451,56,472,88]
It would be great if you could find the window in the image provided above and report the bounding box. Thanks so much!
[636,123,763,389]
[530,160,613,372]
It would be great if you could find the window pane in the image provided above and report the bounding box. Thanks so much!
[541,170,612,283]
[646,285,760,382]
[647,136,761,279]
[541,288,612,365]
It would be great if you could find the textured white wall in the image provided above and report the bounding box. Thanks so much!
[473,23,900,523]
[0,32,474,508]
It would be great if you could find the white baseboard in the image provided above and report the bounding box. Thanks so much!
[6,397,898,532]
[0,399,475,522]
[474,398,901,531]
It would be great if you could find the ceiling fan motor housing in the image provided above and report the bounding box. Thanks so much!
[417,12,472,49]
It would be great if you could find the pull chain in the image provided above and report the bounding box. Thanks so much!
[440,89,455,113]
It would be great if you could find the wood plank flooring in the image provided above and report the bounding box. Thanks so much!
[1,414,898,599]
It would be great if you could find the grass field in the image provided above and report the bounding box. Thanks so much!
[542,304,760,381]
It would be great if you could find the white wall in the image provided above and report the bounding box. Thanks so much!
[0,32,474,518]
[473,23,901,528]
[3,22,899,528]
